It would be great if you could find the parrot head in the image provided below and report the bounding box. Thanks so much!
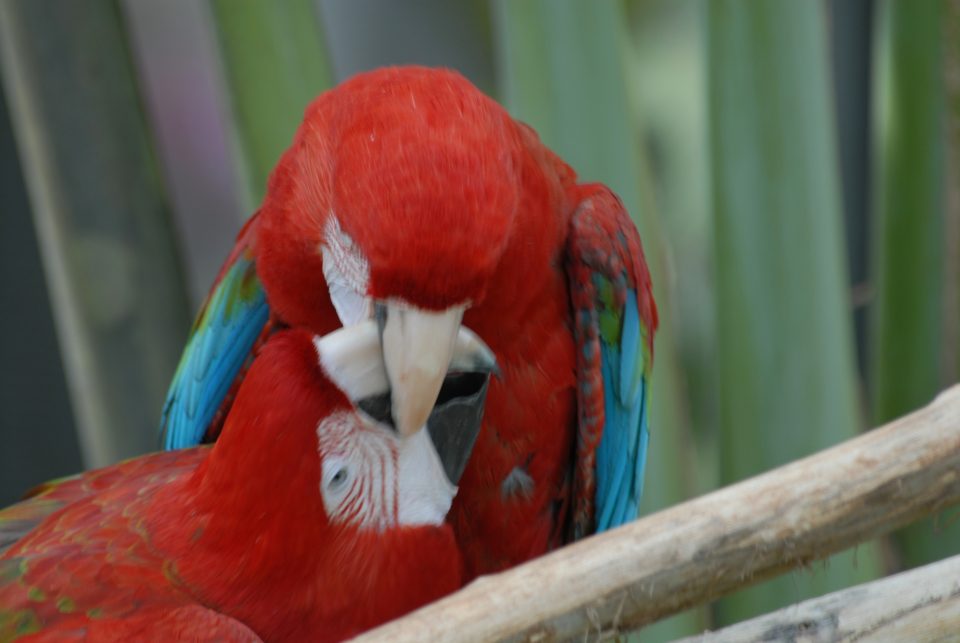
[257,67,554,438]
[184,320,496,638]
[200,319,498,529]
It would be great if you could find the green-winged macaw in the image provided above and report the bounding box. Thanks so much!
[1,321,495,641]
[160,66,658,578]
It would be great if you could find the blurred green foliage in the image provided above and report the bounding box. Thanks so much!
[871,0,957,571]
[0,0,189,467]
[872,0,944,430]
[707,0,881,622]
[0,0,953,638]
[210,0,333,204]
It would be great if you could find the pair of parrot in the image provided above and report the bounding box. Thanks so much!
[0,66,657,640]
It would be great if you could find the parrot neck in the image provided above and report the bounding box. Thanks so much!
[148,424,334,639]
[146,330,334,614]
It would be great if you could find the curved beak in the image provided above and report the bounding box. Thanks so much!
[317,315,496,485]
[377,303,496,437]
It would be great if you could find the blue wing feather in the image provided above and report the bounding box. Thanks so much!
[160,255,269,449]
[566,186,657,540]
[595,289,650,532]
[618,294,643,405]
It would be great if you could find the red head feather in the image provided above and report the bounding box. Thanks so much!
[257,67,529,324]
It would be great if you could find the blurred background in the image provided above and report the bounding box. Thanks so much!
[0,0,954,637]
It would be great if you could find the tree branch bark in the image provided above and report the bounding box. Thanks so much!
[352,385,960,642]
[679,553,960,642]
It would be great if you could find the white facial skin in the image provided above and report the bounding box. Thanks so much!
[321,216,372,326]
[316,410,456,530]
[312,320,494,531]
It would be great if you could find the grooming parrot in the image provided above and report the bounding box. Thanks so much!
[1,321,495,642]
[161,66,658,578]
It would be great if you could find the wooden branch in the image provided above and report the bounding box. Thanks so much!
[352,385,960,642]
[679,553,960,642]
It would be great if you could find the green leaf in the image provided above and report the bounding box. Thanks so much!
[209,0,334,204]
[0,0,190,467]
[871,0,944,425]
[871,0,952,569]
[492,1,702,639]
[707,0,882,623]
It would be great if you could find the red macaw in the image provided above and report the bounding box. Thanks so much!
[161,66,658,578]
[1,322,494,642]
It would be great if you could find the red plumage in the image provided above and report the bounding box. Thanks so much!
[177,66,658,579]
[1,330,462,641]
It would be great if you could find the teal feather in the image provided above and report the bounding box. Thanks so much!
[160,255,269,449]
[595,289,650,532]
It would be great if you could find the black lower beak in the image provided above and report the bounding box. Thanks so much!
[356,370,491,485]
[426,372,490,485]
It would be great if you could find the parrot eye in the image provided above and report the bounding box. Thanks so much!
[317,412,399,529]
[327,466,350,491]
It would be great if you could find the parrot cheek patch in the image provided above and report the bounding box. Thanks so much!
[321,216,372,326]
[315,411,398,532]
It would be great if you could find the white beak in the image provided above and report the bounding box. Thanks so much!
[380,304,491,437]
[315,316,497,435]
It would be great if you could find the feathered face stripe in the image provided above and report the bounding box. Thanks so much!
[321,216,372,326]
[317,411,398,531]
